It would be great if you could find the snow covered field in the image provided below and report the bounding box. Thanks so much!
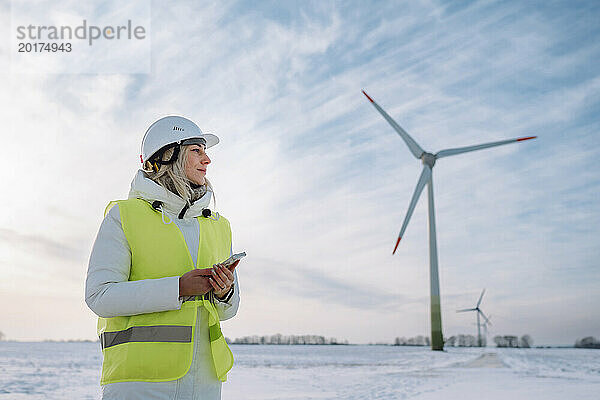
[0,342,598,399]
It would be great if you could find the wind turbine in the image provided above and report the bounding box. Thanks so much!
[362,90,536,351]
[457,289,491,347]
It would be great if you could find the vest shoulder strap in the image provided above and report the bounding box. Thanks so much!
[104,199,232,236]
[104,200,124,218]
[104,198,151,218]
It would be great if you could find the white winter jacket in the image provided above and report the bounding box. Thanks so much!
[85,169,240,400]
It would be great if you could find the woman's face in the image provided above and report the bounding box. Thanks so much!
[184,144,211,185]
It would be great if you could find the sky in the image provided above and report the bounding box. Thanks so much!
[0,0,598,346]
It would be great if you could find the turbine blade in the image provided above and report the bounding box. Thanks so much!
[435,136,537,159]
[393,166,431,254]
[456,308,477,313]
[362,90,425,160]
[476,288,486,308]
[479,310,491,325]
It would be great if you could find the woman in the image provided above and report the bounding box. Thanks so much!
[85,115,240,400]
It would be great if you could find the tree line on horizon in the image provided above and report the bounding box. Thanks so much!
[0,330,597,347]
[493,334,533,348]
[393,334,535,347]
[226,334,348,345]
[394,335,486,347]
[575,336,600,348]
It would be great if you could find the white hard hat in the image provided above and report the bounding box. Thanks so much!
[140,115,219,164]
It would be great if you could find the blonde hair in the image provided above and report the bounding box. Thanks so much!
[143,145,216,207]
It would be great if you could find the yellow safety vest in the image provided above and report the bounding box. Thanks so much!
[96,198,234,385]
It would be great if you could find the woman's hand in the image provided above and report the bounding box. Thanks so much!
[210,261,238,298]
[179,269,214,296]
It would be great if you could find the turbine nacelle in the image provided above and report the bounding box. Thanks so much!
[421,152,436,169]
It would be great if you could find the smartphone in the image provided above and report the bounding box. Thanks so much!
[220,252,246,269]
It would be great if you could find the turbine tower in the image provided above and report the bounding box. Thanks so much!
[457,289,491,347]
[362,90,536,351]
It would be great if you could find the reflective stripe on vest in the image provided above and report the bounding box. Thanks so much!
[100,325,193,349]
[97,198,234,385]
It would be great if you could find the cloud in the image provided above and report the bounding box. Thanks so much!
[241,255,415,310]
[0,228,83,262]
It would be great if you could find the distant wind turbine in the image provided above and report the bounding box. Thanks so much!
[457,289,491,347]
[362,90,536,351]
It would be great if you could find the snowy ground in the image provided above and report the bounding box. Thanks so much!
[0,342,598,399]
[410,351,599,400]
[223,346,600,399]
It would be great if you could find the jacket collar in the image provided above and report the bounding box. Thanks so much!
[127,169,211,219]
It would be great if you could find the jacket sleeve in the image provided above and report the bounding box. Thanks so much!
[213,245,240,321]
[85,204,184,318]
